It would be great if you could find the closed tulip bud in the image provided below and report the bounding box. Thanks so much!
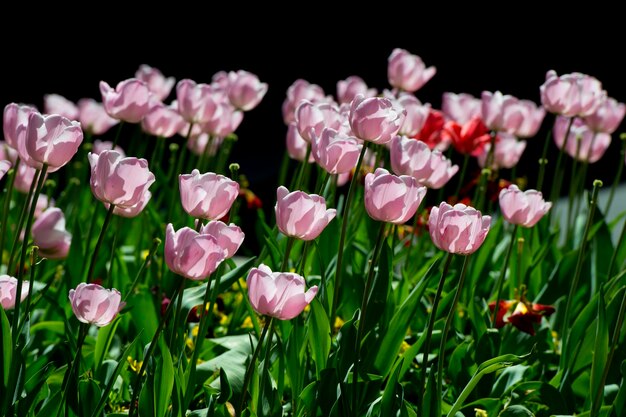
[337,76,377,105]
[100,79,151,123]
[584,97,626,134]
[0,275,29,310]
[227,70,268,111]
[141,100,186,138]
[0,160,11,181]
[514,100,545,138]
[554,116,611,163]
[68,283,125,326]
[92,140,125,157]
[349,95,406,144]
[275,186,336,240]
[311,128,362,174]
[179,170,239,220]
[442,92,482,124]
[390,136,435,182]
[246,264,317,320]
[282,79,327,124]
[364,168,426,224]
[481,91,524,133]
[540,70,606,117]
[88,150,155,209]
[477,133,526,169]
[31,208,71,259]
[429,202,491,254]
[200,220,245,259]
[397,94,430,137]
[24,112,83,171]
[286,123,314,163]
[44,94,79,120]
[135,64,175,101]
[77,99,119,136]
[3,103,37,151]
[387,48,436,93]
[499,185,552,227]
[421,151,459,189]
[164,224,225,280]
[176,79,224,124]
[295,100,342,143]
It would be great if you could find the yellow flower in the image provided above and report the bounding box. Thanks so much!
[399,341,411,354]
[127,356,144,375]
[241,316,254,329]
[333,316,345,333]
[474,409,488,417]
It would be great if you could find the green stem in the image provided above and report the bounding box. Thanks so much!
[168,123,194,218]
[197,134,214,172]
[17,246,38,334]
[607,216,626,283]
[536,117,553,192]
[237,317,273,416]
[7,168,40,273]
[123,238,161,302]
[85,203,116,283]
[403,200,425,275]
[332,142,369,324]
[257,319,276,413]
[436,255,471,402]
[453,154,470,199]
[491,225,518,326]
[168,275,188,350]
[56,323,89,417]
[214,134,237,174]
[352,222,387,416]
[150,136,165,167]
[417,252,454,413]
[0,158,19,256]
[549,116,575,211]
[605,135,626,215]
[110,121,124,149]
[281,237,295,272]
[277,151,290,190]
[294,145,312,191]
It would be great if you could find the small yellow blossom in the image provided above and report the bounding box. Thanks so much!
[241,316,254,329]
[474,409,488,417]
[127,356,144,375]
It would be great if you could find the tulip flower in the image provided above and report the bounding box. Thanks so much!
[349,95,406,144]
[44,94,79,120]
[200,220,245,259]
[24,112,83,171]
[282,79,327,124]
[540,70,606,117]
[584,97,626,134]
[336,76,377,104]
[88,150,155,210]
[179,170,239,220]
[481,91,524,133]
[421,151,459,189]
[498,185,552,227]
[414,109,448,150]
[286,123,314,163]
[295,100,342,143]
[227,70,268,111]
[514,100,546,138]
[187,134,223,157]
[100,79,151,123]
[442,92,482,124]
[3,103,37,150]
[164,224,226,280]
[135,64,175,101]
[141,100,186,138]
[311,128,362,174]
[275,186,336,240]
[92,140,125,157]
[488,299,555,336]
[77,99,119,135]
[428,202,491,254]
[176,79,224,125]
[31,207,71,259]
[387,48,436,93]
[0,160,10,181]
[201,101,243,137]
[477,133,526,169]
[0,275,29,310]
[553,117,611,163]
[109,190,151,218]
[397,94,430,137]
[246,264,318,320]
[390,136,435,182]
[68,283,125,327]
[364,168,426,224]
[442,117,491,156]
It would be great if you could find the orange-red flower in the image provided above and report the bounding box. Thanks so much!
[412,109,446,149]
[489,298,555,336]
[442,117,492,156]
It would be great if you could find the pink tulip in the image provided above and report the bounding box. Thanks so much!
[24,112,83,171]
[0,160,11,181]
[584,97,626,134]
[349,95,406,144]
[0,141,17,163]
[176,79,224,124]
[31,207,71,259]
[68,283,125,326]
[88,150,155,209]
[390,136,435,182]
[286,123,314,163]
[44,94,79,120]
[3,103,37,150]
[108,190,151,218]
[514,100,545,138]
[200,220,245,259]
[0,275,29,310]
[428,202,491,254]
[553,117,611,163]
[398,94,430,136]
[499,185,552,227]
[442,92,482,124]
[34,194,53,219]
[421,152,459,189]
[337,76,377,104]
[211,71,231,91]
[295,100,342,143]
[275,186,336,240]
[141,100,186,138]
[77,99,119,135]
[187,134,223,157]
[135,64,175,101]
[246,264,318,320]
[282,79,327,124]
[387,48,436,93]
[311,128,362,174]
[540,70,606,117]
[179,170,239,220]
[164,223,225,280]
[14,162,40,194]
[481,91,524,133]
[477,133,526,169]
[92,140,125,157]
[201,101,243,137]
[100,79,151,123]
[364,168,426,224]
[227,70,268,111]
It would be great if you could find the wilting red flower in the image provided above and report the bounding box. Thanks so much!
[240,188,262,210]
[442,117,492,156]
[413,109,446,150]
[489,299,555,335]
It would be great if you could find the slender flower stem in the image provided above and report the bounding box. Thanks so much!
[237,317,273,416]
[85,203,116,283]
[17,246,38,334]
[197,134,214,172]
[13,164,47,334]
[549,116,575,211]
[295,145,312,191]
[352,222,387,416]
[111,121,125,149]
[605,134,626,215]
[215,134,237,174]
[168,275,188,350]
[436,255,471,402]
[168,123,194,217]
[560,180,602,372]
[56,322,89,417]
[491,225,518,326]
[417,252,454,413]
[296,241,310,275]
[150,136,166,168]
[316,170,330,196]
[129,275,185,417]
[7,168,41,273]
[473,168,492,212]
[332,142,369,323]
[536,116,554,192]
[0,158,20,256]
[607,215,626,283]
[453,154,470,200]
[277,151,290,190]
[123,238,161,302]
[403,200,425,275]
[281,237,295,272]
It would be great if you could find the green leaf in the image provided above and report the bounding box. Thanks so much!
[154,338,175,417]
[308,298,331,378]
[79,379,102,417]
[93,317,120,372]
[490,365,529,398]
[29,320,65,336]
[591,288,609,414]
[380,360,403,416]
[217,367,232,404]
[498,404,534,416]
[0,307,11,389]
